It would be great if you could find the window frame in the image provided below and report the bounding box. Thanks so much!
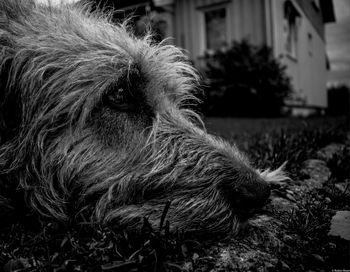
[197,2,230,55]
[283,0,300,60]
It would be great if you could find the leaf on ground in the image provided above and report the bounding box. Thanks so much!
[101,261,136,270]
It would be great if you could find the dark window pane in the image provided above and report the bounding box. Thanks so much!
[205,8,227,50]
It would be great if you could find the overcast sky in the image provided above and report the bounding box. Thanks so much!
[326,0,350,84]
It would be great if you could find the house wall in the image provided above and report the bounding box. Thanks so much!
[168,0,327,110]
[270,0,327,109]
[295,0,325,39]
[173,0,267,63]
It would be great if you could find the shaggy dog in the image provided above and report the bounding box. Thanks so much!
[0,0,286,235]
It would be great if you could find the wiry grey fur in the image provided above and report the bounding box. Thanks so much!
[0,0,287,236]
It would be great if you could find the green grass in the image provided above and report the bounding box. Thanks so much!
[205,116,345,136]
[0,116,348,271]
[205,116,347,178]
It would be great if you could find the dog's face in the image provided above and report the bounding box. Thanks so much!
[0,1,198,147]
[0,0,283,235]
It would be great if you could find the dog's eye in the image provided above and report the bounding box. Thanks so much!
[103,86,133,111]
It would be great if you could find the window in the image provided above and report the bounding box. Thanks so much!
[204,7,227,51]
[134,13,168,43]
[283,1,300,58]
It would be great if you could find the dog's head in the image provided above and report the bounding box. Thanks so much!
[0,0,285,235]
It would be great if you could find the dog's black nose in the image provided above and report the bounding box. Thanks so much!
[231,177,271,210]
[218,167,271,212]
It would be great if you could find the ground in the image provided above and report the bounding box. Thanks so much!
[0,116,349,272]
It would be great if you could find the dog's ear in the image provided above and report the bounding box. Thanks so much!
[0,24,22,143]
[0,53,22,143]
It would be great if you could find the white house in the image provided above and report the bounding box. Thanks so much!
[99,0,335,114]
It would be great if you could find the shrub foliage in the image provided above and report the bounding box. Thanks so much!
[327,84,350,116]
[202,40,293,117]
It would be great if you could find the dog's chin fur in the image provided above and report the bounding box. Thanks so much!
[0,0,288,237]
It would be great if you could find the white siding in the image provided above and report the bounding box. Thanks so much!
[270,0,327,108]
[174,0,267,61]
[173,0,327,109]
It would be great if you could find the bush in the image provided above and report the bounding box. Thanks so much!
[202,40,293,117]
[327,84,350,116]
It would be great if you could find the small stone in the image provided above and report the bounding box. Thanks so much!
[317,144,345,161]
[301,159,331,188]
[329,210,350,240]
